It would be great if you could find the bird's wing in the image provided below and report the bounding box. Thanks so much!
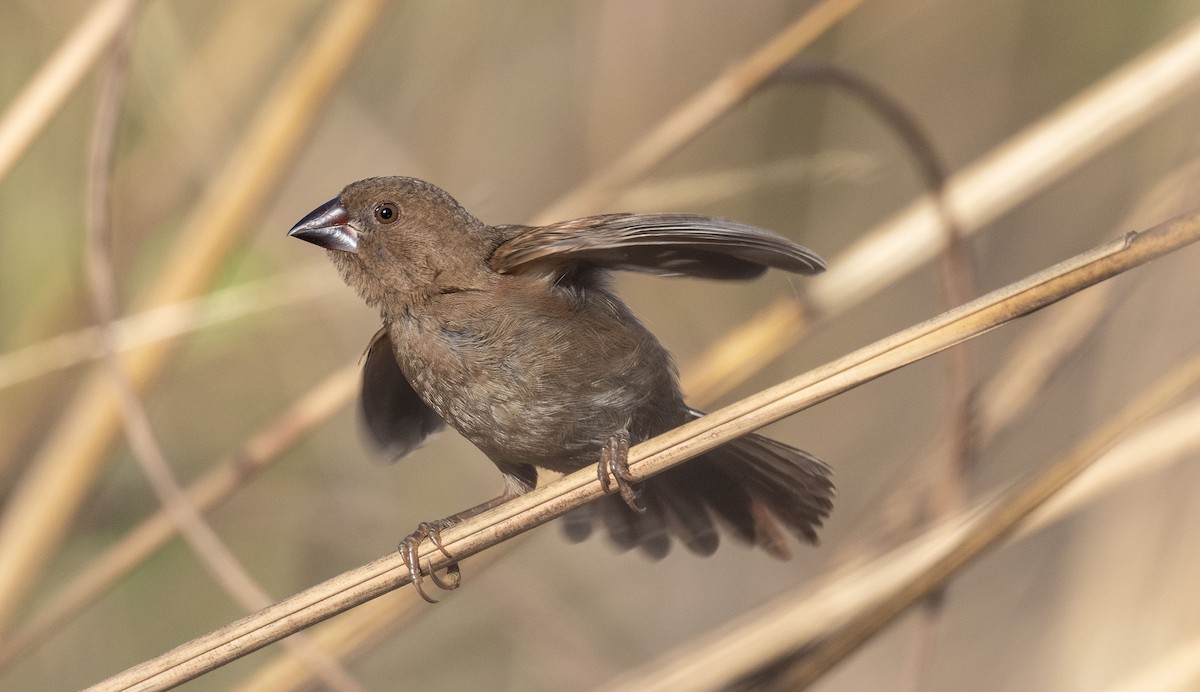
[360,327,445,461]
[489,214,825,280]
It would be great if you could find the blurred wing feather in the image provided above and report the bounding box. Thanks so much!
[360,328,445,462]
[490,214,825,280]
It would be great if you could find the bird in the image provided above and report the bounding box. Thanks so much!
[288,176,833,601]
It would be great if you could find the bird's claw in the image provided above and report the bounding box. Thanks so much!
[597,429,645,513]
[398,519,461,604]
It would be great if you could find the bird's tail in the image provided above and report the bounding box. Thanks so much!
[562,414,833,559]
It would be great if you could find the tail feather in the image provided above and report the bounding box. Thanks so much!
[592,488,672,559]
[714,435,832,544]
[561,416,833,559]
[663,460,759,545]
[564,472,722,558]
[656,486,720,556]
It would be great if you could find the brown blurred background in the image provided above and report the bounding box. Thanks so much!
[2,0,1200,689]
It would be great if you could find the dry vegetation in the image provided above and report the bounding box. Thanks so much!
[2,1,1200,690]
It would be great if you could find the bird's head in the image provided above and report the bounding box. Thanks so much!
[288,176,494,311]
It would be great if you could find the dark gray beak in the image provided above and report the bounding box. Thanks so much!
[287,198,358,253]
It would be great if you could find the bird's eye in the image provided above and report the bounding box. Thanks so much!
[374,202,400,224]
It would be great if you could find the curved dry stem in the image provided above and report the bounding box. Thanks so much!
[531,0,864,223]
[0,0,321,478]
[85,212,1200,692]
[859,154,1200,555]
[683,15,1200,403]
[770,64,979,682]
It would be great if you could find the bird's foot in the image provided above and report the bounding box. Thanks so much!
[597,429,645,513]
[398,519,461,604]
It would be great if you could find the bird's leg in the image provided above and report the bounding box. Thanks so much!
[400,501,498,603]
[400,466,535,603]
[596,428,645,513]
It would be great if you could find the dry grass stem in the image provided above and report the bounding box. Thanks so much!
[230,592,426,692]
[0,0,385,631]
[863,155,1200,551]
[1020,394,1200,535]
[21,364,358,660]
[781,347,1200,688]
[532,0,863,223]
[229,548,516,692]
[0,363,358,670]
[85,211,1200,691]
[0,0,140,182]
[683,15,1200,402]
[116,0,307,181]
[82,12,362,691]
[0,266,333,393]
[83,0,269,643]
[976,154,1200,441]
[0,1,315,475]
[769,64,981,690]
[975,287,1113,444]
[608,349,1200,692]
[919,106,975,692]
[902,609,942,692]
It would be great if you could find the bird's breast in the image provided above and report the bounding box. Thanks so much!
[389,284,684,470]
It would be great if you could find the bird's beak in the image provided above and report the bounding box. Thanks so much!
[287,198,358,253]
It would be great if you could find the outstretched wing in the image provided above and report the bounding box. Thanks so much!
[359,328,445,462]
[490,214,825,280]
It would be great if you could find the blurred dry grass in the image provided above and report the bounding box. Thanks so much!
[2,1,1200,690]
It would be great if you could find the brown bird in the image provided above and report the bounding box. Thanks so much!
[288,176,833,601]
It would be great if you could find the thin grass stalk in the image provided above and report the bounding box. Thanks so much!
[230,547,513,692]
[81,10,362,690]
[683,13,1200,402]
[860,154,1200,553]
[0,0,316,475]
[0,0,386,631]
[0,266,333,393]
[781,351,1200,688]
[532,0,864,223]
[770,64,982,691]
[607,354,1200,692]
[0,0,141,182]
[0,365,358,670]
